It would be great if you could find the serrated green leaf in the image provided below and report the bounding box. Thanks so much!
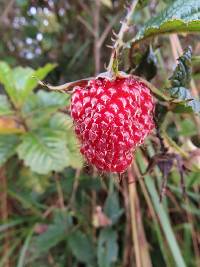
[129,0,200,45]
[0,135,19,166]
[0,62,56,107]
[65,116,83,169]
[49,112,69,131]
[169,46,192,88]
[0,62,16,102]
[67,230,95,264]
[97,228,118,267]
[0,94,13,116]
[17,128,69,174]
[50,113,83,169]
[169,87,200,113]
[22,90,70,126]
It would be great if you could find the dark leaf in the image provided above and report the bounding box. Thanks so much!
[31,212,72,256]
[104,192,123,224]
[0,135,19,166]
[0,94,13,116]
[128,0,200,45]
[169,87,200,114]
[134,46,157,80]
[97,228,118,267]
[169,46,192,88]
[67,230,96,264]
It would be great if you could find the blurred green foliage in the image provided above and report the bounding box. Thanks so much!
[0,1,199,267]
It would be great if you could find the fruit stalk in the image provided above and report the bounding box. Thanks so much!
[107,0,139,73]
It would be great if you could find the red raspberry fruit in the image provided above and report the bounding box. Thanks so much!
[71,75,154,173]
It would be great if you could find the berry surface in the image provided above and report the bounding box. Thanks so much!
[70,76,154,173]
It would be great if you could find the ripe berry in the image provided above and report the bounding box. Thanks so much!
[70,75,154,173]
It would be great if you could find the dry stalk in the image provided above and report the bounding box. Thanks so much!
[0,167,10,267]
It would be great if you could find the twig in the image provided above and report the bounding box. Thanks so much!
[67,169,81,209]
[107,0,139,72]
[93,0,101,74]
[55,174,65,211]
[78,0,91,16]
[98,14,121,48]
[77,15,95,37]
[0,0,15,23]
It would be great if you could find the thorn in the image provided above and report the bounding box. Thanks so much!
[112,30,118,37]
[123,4,128,10]
[32,75,47,87]
[104,62,108,70]
[106,44,114,49]
[124,1,131,11]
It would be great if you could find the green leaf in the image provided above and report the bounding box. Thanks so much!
[32,212,72,255]
[169,46,192,88]
[0,94,13,116]
[104,192,123,224]
[0,62,15,102]
[67,230,95,264]
[49,113,83,169]
[26,63,56,94]
[129,0,200,45]
[0,135,19,166]
[168,47,200,114]
[25,90,69,112]
[65,115,83,169]
[17,128,69,174]
[169,87,200,113]
[22,90,70,126]
[0,62,56,107]
[178,119,197,136]
[97,228,118,267]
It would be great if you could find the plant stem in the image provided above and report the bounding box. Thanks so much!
[93,0,101,75]
[127,166,142,267]
[107,0,139,72]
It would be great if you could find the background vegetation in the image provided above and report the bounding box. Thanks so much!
[0,0,199,266]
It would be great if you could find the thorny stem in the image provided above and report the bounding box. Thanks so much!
[93,0,101,75]
[107,0,139,73]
